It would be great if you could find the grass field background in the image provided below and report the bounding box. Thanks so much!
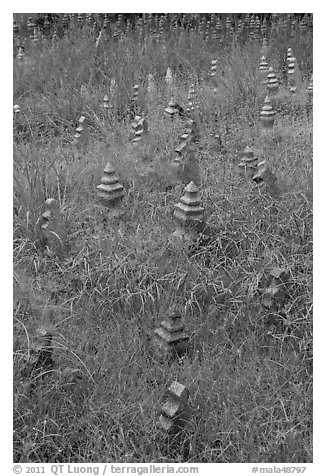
[13,13,313,463]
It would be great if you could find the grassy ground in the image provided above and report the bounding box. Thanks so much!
[13,14,313,463]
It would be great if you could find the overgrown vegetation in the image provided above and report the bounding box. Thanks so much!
[13,13,313,463]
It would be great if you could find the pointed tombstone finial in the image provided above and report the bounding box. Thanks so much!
[259,56,269,84]
[173,182,205,239]
[103,95,110,112]
[267,67,279,95]
[187,84,203,127]
[17,47,25,62]
[287,55,297,94]
[286,47,293,65]
[260,96,276,130]
[97,161,124,206]
[239,146,258,178]
[210,59,218,94]
[158,381,190,438]
[153,306,189,360]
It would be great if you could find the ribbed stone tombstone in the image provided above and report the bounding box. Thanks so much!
[287,56,297,93]
[158,382,190,438]
[17,47,25,62]
[40,198,68,258]
[103,95,110,113]
[260,96,276,130]
[267,67,279,95]
[130,115,148,144]
[97,161,124,206]
[210,59,217,80]
[286,47,293,65]
[153,306,189,360]
[73,115,87,147]
[307,75,313,97]
[259,56,269,84]
[173,182,205,238]
[239,146,258,178]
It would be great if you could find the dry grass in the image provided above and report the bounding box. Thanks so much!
[13,14,312,463]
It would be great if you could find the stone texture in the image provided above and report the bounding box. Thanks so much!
[153,306,189,360]
[97,161,124,206]
[158,382,189,437]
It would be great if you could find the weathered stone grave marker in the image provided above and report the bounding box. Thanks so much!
[260,96,276,130]
[239,146,258,178]
[97,161,124,206]
[129,115,148,144]
[173,182,205,239]
[158,381,190,438]
[267,67,279,96]
[153,306,189,360]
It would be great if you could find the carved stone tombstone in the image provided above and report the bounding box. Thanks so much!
[260,96,276,130]
[259,56,269,84]
[97,161,124,206]
[267,67,279,96]
[129,115,148,144]
[153,306,189,360]
[239,146,258,178]
[173,182,205,239]
[158,382,190,438]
